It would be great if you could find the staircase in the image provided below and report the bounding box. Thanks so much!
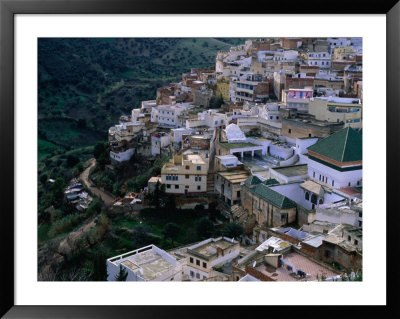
[207,173,215,194]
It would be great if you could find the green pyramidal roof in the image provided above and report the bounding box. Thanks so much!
[252,184,296,209]
[307,127,362,163]
[245,175,262,186]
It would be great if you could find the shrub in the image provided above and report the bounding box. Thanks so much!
[48,213,84,238]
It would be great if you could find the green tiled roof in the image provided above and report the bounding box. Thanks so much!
[307,127,362,162]
[251,184,296,209]
[264,178,280,186]
[245,175,262,186]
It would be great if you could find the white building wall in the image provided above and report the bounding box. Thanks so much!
[110,148,135,163]
[315,207,359,226]
[308,158,362,188]
[295,138,319,155]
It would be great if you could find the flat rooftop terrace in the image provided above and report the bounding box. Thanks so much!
[111,247,175,281]
[255,251,338,281]
[272,164,308,177]
[189,238,237,259]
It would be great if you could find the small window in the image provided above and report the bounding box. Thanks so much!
[305,192,310,200]
[190,271,194,277]
[175,185,179,189]
[197,166,201,171]
[196,260,200,266]
[202,262,207,268]
[288,129,292,134]
[190,257,193,263]
[196,273,200,279]
[197,186,201,190]
[348,182,351,187]
[186,165,190,170]
[166,184,171,189]
[354,239,358,245]
[332,180,335,187]
[313,172,315,178]
[348,236,351,241]
[185,175,189,179]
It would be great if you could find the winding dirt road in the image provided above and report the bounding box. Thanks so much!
[80,158,115,206]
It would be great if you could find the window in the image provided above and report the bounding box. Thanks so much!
[197,166,201,171]
[196,273,200,279]
[203,276,206,279]
[324,250,331,258]
[166,184,171,189]
[202,262,207,269]
[288,129,292,134]
[186,165,190,170]
[185,175,189,179]
[348,235,351,241]
[190,257,193,263]
[190,271,194,277]
[198,177,202,181]
[354,239,358,245]
[359,212,362,218]
[348,182,351,187]
[313,172,315,178]
[270,116,273,120]
[175,185,179,189]
[305,192,310,200]
[197,186,201,190]
[196,260,200,266]
[308,133,312,137]
[332,180,334,186]
[277,116,279,120]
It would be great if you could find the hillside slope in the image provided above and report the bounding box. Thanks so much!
[38,38,246,155]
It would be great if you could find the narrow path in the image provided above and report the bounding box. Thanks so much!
[80,158,115,207]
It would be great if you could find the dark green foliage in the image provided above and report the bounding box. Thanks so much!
[93,141,108,159]
[131,225,152,249]
[77,118,87,128]
[85,198,102,217]
[92,251,108,281]
[222,222,243,239]
[66,154,79,168]
[196,217,214,239]
[209,95,224,109]
[47,213,84,238]
[162,222,180,244]
[40,174,48,184]
[115,265,128,281]
[50,177,66,203]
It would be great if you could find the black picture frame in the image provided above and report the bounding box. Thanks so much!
[1,0,399,317]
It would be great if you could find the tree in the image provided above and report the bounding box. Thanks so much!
[51,177,66,203]
[115,265,128,281]
[196,217,214,240]
[92,251,108,281]
[40,173,48,184]
[222,222,244,239]
[209,96,224,109]
[77,118,87,129]
[93,141,107,159]
[162,223,180,245]
[66,155,79,168]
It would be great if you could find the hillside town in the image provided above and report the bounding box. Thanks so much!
[82,38,363,282]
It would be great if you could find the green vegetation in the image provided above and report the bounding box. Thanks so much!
[222,222,244,239]
[37,37,244,281]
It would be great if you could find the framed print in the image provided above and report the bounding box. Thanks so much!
[1,0,399,317]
